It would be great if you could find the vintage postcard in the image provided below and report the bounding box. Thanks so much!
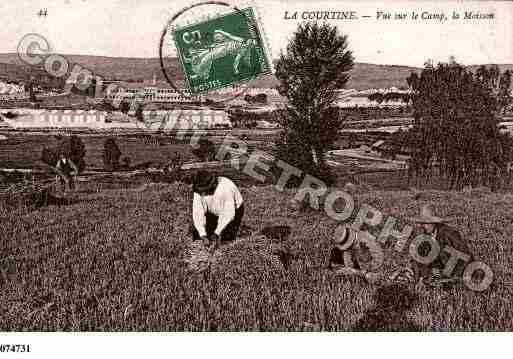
[0,0,512,356]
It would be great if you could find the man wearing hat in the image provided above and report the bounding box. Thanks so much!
[192,171,244,249]
[328,224,383,284]
[410,203,472,287]
[54,152,79,192]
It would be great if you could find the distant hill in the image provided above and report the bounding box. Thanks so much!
[0,62,66,90]
[346,63,419,90]
[466,64,513,73]
[1,53,511,91]
[0,53,175,85]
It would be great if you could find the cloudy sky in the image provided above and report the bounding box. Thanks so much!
[1,0,512,67]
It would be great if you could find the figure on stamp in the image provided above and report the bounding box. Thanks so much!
[184,29,256,81]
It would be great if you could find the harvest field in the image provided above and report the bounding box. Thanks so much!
[0,131,282,171]
[1,177,513,330]
[0,133,198,171]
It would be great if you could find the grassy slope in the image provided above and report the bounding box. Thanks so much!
[1,180,512,330]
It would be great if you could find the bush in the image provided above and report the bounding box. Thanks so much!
[135,105,144,122]
[103,138,122,172]
[119,101,130,114]
[41,147,58,167]
[122,157,131,170]
[192,138,216,162]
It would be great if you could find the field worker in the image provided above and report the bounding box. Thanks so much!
[55,153,78,192]
[409,203,472,288]
[328,224,384,284]
[192,171,244,249]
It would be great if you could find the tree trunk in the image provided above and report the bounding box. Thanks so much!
[308,105,319,167]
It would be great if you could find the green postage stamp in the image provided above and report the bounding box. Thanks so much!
[173,7,272,94]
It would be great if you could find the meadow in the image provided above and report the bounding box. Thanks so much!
[1,173,512,330]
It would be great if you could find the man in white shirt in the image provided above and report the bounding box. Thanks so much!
[192,171,244,249]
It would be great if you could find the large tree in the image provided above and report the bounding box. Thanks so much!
[498,70,512,114]
[274,22,354,184]
[406,61,512,190]
[475,65,512,114]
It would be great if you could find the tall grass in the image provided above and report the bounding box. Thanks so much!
[1,181,512,330]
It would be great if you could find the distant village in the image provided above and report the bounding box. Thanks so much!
[1,75,417,108]
[0,78,64,101]
[2,71,512,134]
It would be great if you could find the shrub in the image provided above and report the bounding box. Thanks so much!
[135,104,144,122]
[192,138,216,162]
[41,146,58,167]
[122,157,131,170]
[119,101,130,114]
[103,138,122,172]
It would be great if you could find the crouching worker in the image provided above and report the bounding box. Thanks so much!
[55,153,79,192]
[409,204,472,289]
[328,224,384,284]
[192,171,244,250]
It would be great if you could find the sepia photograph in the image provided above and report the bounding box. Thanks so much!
[0,0,512,356]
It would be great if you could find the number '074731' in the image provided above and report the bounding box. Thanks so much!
[0,344,31,353]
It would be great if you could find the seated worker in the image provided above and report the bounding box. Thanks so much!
[191,171,244,250]
[409,204,473,288]
[328,224,383,284]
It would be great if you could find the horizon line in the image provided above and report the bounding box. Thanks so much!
[1,52,512,69]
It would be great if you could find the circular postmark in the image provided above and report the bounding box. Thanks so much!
[159,1,271,104]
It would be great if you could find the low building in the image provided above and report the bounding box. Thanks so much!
[103,81,204,103]
[0,81,24,95]
[0,80,28,101]
[133,109,232,130]
[1,109,106,128]
[256,120,280,129]
[1,108,231,130]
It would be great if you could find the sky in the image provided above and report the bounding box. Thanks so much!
[1,0,512,67]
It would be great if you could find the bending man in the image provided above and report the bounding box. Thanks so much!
[192,171,244,249]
